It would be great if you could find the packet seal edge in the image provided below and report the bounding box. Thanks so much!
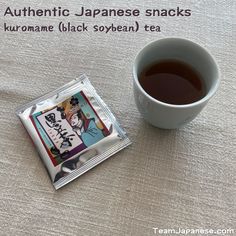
[54,136,131,190]
[15,75,86,116]
[81,75,127,139]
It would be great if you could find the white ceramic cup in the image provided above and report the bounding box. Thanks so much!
[133,38,220,129]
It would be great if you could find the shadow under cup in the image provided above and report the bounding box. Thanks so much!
[133,38,220,129]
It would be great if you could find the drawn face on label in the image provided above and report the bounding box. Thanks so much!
[70,113,83,129]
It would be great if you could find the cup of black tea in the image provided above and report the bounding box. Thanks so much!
[133,38,220,129]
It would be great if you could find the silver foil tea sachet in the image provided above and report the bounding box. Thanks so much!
[16,75,131,189]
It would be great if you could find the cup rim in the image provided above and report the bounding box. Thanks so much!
[133,37,221,109]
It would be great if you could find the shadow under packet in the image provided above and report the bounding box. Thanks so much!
[16,74,131,189]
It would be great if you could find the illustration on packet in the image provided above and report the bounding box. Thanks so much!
[16,75,131,189]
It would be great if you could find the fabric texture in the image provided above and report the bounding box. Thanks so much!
[0,1,235,235]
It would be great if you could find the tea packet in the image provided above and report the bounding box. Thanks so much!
[16,75,131,189]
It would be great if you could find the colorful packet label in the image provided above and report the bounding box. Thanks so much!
[17,75,131,189]
[30,91,110,166]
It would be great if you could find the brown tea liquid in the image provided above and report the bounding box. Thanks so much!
[139,59,206,105]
